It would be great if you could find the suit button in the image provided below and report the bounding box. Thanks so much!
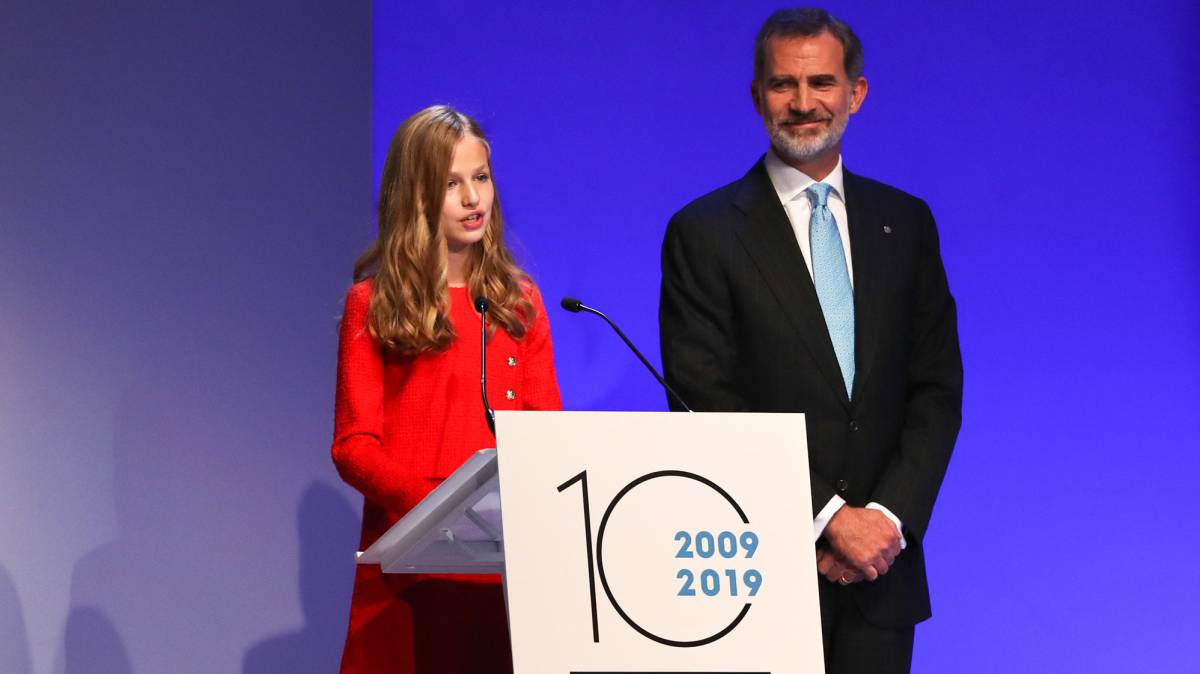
[849,420,859,432]
[505,389,516,401]
[507,356,517,367]
[836,479,849,493]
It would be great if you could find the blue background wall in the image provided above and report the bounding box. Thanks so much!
[375,1,1200,672]
[2,1,1198,672]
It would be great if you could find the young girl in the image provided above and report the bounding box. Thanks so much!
[332,105,561,673]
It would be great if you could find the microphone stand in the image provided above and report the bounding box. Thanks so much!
[560,296,693,412]
[475,296,497,436]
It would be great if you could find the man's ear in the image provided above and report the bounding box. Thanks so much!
[750,80,763,116]
[849,76,868,114]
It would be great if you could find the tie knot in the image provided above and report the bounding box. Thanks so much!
[806,182,833,208]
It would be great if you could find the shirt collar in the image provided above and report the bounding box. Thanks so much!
[764,149,845,205]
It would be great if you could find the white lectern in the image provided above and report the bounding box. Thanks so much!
[356,448,503,574]
[356,411,824,674]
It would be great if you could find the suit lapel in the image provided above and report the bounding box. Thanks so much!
[843,170,888,404]
[732,159,851,407]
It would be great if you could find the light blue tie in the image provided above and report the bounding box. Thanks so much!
[806,183,855,397]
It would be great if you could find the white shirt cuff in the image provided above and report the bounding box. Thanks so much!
[812,495,846,543]
[866,502,907,550]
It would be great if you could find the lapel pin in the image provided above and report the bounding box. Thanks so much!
[883,225,892,234]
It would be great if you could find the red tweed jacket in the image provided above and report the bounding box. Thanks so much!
[332,279,561,674]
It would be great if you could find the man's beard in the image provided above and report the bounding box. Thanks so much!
[765,113,848,165]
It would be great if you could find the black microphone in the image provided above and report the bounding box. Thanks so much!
[560,296,693,412]
[474,296,497,436]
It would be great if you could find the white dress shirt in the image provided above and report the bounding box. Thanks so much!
[762,150,906,549]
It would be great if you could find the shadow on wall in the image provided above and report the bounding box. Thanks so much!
[0,563,33,674]
[242,481,359,674]
[53,381,173,673]
[62,607,133,674]
[54,380,360,672]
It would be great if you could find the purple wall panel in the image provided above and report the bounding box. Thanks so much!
[374,1,1200,671]
[2,2,370,672]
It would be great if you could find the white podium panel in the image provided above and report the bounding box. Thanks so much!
[496,411,823,674]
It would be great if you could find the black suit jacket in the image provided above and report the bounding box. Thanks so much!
[659,158,962,628]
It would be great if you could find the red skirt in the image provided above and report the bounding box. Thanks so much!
[339,567,513,674]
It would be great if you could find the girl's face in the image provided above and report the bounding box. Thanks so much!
[440,134,493,254]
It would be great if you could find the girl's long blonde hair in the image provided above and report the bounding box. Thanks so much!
[353,105,533,354]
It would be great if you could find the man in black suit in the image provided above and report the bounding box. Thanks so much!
[659,8,962,673]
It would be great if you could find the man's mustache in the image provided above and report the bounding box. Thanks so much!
[779,113,831,125]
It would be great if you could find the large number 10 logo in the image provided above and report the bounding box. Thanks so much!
[557,469,762,648]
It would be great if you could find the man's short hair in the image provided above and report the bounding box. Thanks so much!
[753,8,864,81]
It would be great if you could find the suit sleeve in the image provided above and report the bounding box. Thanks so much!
[659,210,749,412]
[330,282,418,514]
[519,284,563,411]
[870,201,963,542]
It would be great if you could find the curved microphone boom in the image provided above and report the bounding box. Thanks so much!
[474,296,497,436]
[560,296,693,412]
